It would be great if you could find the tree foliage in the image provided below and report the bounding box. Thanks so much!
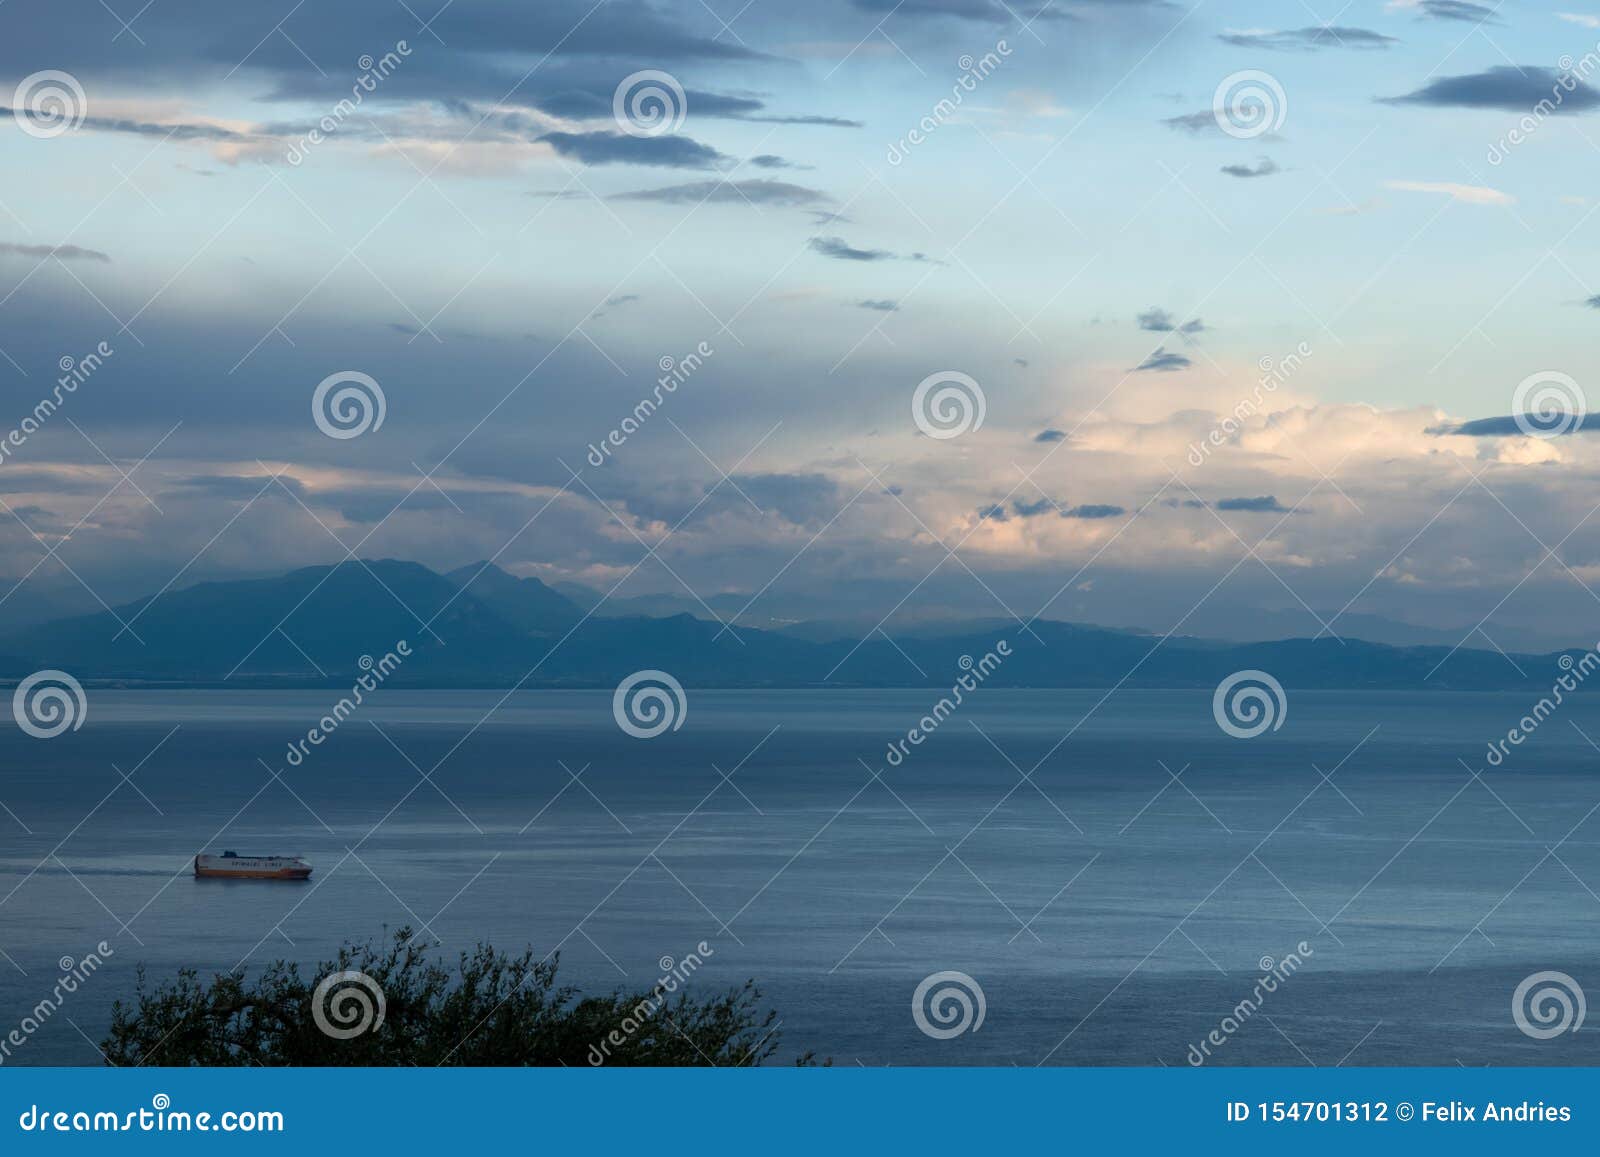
[102,928,802,1066]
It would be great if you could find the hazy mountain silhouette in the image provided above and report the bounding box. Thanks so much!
[0,560,1577,690]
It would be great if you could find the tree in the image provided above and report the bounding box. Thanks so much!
[102,928,805,1066]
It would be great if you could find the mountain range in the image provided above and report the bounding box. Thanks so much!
[0,559,1580,691]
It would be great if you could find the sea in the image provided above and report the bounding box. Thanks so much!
[2,688,1598,1067]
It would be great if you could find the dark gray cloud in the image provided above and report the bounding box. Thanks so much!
[1137,308,1204,333]
[1220,157,1279,178]
[1217,26,1396,51]
[1414,0,1501,23]
[173,473,307,500]
[1384,67,1600,114]
[749,154,803,169]
[855,299,899,311]
[1006,496,1124,520]
[851,0,1074,21]
[1432,413,1596,436]
[810,236,893,261]
[1162,111,1216,133]
[1035,428,1067,443]
[1216,26,1395,51]
[613,180,831,206]
[728,472,841,524]
[1216,495,1291,512]
[0,242,111,262]
[1587,294,1600,309]
[1134,347,1191,372]
[977,503,1010,521]
[537,130,727,169]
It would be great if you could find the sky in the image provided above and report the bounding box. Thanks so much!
[1,0,1599,647]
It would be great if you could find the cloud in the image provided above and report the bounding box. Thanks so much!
[808,235,938,263]
[1062,504,1126,519]
[1431,414,1596,437]
[175,473,307,500]
[1410,0,1501,22]
[1217,26,1396,50]
[851,0,1073,22]
[855,299,899,311]
[0,242,110,262]
[1012,497,1055,517]
[977,503,1011,521]
[1385,180,1513,206]
[1587,294,1600,309]
[1134,347,1192,372]
[810,236,893,261]
[729,472,842,524]
[1035,428,1067,443]
[1162,111,1218,133]
[612,179,831,206]
[1216,495,1292,512]
[749,154,803,169]
[537,130,727,168]
[1220,157,1280,178]
[1137,308,1205,334]
[1383,67,1600,113]
[1561,13,1600,29]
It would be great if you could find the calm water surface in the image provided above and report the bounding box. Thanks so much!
[2,688,1598,1066]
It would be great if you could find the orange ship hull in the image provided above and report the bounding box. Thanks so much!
[194,854,312,880]
[194,865,312,880]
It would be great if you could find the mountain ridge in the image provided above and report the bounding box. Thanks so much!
[0,559,1579,691]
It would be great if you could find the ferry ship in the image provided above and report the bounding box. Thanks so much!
[193,851,313,880]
